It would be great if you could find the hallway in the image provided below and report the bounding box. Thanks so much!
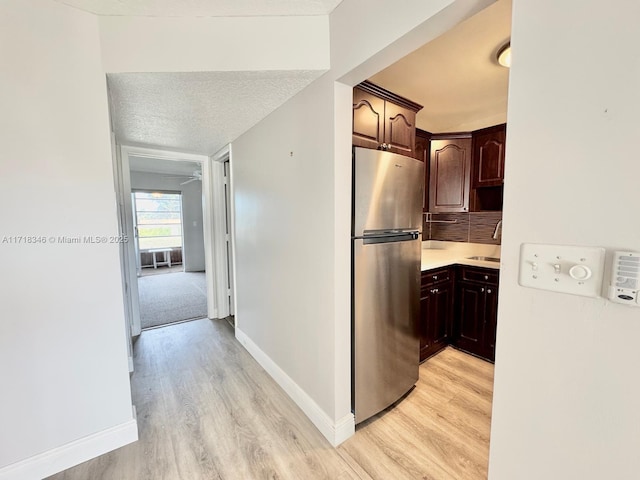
[48,318,493,480]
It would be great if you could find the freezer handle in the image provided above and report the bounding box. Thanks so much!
[355,231,420,244]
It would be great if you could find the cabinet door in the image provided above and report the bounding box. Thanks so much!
[419,281,452,362]
[482,285,499,361]
[352,88,384,150]
[431,282,452,350]
[454,281,484,356]
[429,138,471,213]
[415,130,430,212]
[384,102,416,157]
[415,130,430,162]
[419,287,433,362]
[472,125,506,187]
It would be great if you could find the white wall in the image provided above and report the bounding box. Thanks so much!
[233,75,338,417]
[99,15,330,73]
[130,172,206,272]
[489,1,640,478]
[231,0,494,444]
[0,0,135,477]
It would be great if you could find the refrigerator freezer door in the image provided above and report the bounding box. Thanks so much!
[353,236,420,424]
[353,147,424,236]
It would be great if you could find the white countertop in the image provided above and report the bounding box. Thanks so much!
[421,241,501,271]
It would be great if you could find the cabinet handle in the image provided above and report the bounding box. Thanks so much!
[484,275,489,280]
[481,287,485,292]
[433,275,438,280]
[487,289,492,294]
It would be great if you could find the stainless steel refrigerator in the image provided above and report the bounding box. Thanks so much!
[352,146,424,424]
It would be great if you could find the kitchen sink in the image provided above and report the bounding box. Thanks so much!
[467,256,501,262]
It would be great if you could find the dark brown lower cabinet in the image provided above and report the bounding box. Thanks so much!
[419,268,453,362]
[483,285,498,360]
[453,266,499,362]
[419,264,498,363]
[454,281,484,354]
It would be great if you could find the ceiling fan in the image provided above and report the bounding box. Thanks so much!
[179,170,202,185]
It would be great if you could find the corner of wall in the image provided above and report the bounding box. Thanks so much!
[234,327,355,446]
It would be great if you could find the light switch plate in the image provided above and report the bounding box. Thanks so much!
[519,243,606,297]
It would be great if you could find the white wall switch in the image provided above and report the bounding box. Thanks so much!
[519,243,605,297]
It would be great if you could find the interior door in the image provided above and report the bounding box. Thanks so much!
[117,147,142,337]
[131,193,141,276]
[223,160,235,316]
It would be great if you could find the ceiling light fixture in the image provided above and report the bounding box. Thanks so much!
[497,42,511,68]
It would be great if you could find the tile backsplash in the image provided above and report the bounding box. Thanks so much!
[424,211,502,245]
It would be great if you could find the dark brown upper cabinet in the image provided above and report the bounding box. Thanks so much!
[352,87,385,150]
[415,129,431,213]
[472,124,506,188]
[415,129,431,163]
[352,81,422,157]
[428,134,472,213]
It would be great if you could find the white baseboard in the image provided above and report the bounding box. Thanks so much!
[0,418,138,480]
[235,328,355,447]
[334,412,356,445]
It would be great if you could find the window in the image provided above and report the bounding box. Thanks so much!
[133,192,183,250]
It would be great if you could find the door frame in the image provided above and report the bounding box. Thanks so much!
[115,145,217,339]
[210,144,237,321]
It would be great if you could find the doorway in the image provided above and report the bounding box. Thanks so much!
[131,188,208,329]
[115,145,222,343]
[342,0,511,475]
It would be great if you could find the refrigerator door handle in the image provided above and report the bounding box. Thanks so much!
[354,231,420,244]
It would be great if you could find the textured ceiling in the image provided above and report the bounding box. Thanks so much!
[129,156,200,176]
[108,70,324,155]
[369,0,512,133]
[91,0,509,155]
[55,0,343,17]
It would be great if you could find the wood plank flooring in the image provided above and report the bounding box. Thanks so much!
[339,349,494,480]
[47,319,493,480]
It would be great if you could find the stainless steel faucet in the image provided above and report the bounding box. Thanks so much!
[492,220,503,240]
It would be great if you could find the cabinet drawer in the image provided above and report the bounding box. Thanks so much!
[421,267,451,286]
[459,266,499,285]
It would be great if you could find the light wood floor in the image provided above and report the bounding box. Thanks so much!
[48,319,493,480]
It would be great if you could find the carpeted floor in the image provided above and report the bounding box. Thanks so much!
[138,272,207,329]
[140,265,184,277]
